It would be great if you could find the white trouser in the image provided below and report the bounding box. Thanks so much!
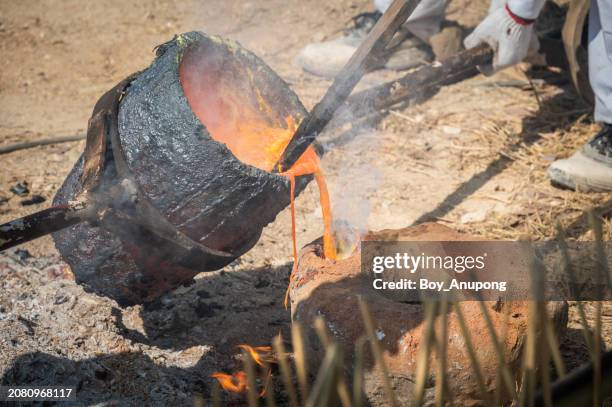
[374,0,450,42]
[589,0,612,124]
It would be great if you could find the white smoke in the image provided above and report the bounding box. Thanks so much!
[321,116,383,256]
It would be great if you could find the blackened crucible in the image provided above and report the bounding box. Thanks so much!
[53,32,311,306]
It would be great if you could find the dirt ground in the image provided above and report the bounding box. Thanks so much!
[0,0,611,405]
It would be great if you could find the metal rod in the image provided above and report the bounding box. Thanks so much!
[0,134,86,155]
[534,350,612,406]
[0,201,91,252]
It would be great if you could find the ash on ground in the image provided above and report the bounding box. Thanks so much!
[0,251,292,405]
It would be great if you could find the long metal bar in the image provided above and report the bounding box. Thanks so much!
[0,201,92,252]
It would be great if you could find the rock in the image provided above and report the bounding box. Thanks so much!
[290,223,568,406]
[460,207,490,223]
[441,125,461,135]
[9,182,29,197]
[14,249,31,262]
[459,199,498,224]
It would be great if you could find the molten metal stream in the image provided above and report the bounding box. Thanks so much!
[280,147,337,306]
[280,148,337,260]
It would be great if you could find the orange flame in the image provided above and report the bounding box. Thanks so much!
[211,371,248,393]
[237,344,274,367]
[211,345,276,396]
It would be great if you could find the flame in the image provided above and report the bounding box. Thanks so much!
[237,344,274,367]
[211,345,275,396]
[211,371,248,393]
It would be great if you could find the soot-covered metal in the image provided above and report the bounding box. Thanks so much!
[53,32,311,306]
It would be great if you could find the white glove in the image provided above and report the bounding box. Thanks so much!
[464,2,542,74]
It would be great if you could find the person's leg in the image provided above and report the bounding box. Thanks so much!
[375,0,449,42]
[590,0,612,124]
[295,0,449,78]
[547,0,612,192]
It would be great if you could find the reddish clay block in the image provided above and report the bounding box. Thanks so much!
[290,223,568,406]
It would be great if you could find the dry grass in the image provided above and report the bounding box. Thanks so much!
[368,62,611,244]
[460,112,611,241]
[407,72,612,242]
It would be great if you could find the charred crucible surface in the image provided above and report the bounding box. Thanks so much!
[53,32,310,306]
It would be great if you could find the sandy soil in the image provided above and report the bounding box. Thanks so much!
[0,0,610,405]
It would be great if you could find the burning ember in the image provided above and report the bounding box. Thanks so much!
[211,345,275,396]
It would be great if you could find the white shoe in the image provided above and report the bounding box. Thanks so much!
[296,39,369,79]
[547,124,612,192]
[295,12,432,78]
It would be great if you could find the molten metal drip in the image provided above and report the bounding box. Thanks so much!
[280,147,337,305]
[281,147,337,257]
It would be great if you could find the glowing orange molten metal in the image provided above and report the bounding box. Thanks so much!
[281,147,337,306]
